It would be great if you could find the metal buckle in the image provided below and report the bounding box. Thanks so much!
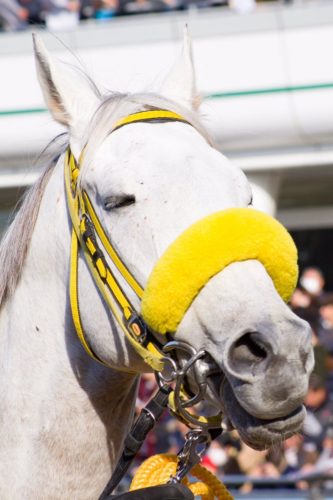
[81,214,96,245]
[126,313,148,345]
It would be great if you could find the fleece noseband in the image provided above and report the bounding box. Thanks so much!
[141,208,298,334]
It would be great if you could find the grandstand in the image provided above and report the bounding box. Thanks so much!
[2,2,333,230]
[1,2,333,221]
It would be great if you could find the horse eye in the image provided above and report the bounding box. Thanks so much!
[104,194,136,210]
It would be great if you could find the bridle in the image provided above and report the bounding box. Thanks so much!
[65,108,223,432]
[63,109,299,497]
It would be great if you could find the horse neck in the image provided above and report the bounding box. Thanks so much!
[0,156,70,359]
[0,154,78,366]
[0,154,138,497]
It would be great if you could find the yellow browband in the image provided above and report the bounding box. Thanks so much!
[65,110,191,371]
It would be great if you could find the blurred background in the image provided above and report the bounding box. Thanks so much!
[1,0,333,498]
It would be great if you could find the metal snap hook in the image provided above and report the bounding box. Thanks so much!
[169,429,211,484]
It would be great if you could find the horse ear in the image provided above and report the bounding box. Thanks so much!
[160,27,200,110]
[32,33,100,132]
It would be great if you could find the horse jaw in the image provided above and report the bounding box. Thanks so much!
[175,260,314,450]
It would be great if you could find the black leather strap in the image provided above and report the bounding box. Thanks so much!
[98,384,171,500]
[109,484,194,500]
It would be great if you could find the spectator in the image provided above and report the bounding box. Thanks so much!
[316,418,333,471]
[303,374,333,452]
[325,349,333,397]
[318,293,333,352]
[0,0,28,31]
[291,267,325,320]
[17,0,42,24]
[202,433,241,475]
[291,304,327,380]
[282,434,304,475]
[121,0,179,15]
[94,0,119,19]
[299,267,325,300]
[315,417,333,486]
[219,433,242,475]
[202,440,228,474]
[229,0,255,14]
[44,0,80,31]
[238,445,280,493]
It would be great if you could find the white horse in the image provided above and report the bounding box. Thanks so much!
[0,33,313,498]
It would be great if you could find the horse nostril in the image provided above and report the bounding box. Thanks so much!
[228,331,269,375]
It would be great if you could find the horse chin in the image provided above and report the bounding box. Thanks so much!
[219,378,305,450]
[178,354,305,451]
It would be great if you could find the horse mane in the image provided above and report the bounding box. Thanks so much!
[0,136,68,308]
[0,90,211,309]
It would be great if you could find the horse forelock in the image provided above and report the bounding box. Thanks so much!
[80,92,212,178]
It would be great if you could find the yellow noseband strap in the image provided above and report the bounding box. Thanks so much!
[141,208,298,335]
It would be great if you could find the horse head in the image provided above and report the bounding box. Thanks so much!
[33,33,313,452]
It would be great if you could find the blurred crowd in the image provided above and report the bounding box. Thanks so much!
[0,0,283,33]
[130,266,333,493]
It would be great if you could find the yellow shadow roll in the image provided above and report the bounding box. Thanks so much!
[141,208,298,335]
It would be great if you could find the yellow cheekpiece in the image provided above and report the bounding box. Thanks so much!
[141,208,298,335]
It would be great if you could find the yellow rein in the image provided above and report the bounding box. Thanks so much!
[65,110,190,370]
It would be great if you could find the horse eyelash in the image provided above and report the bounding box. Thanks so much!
[103,194,136,210]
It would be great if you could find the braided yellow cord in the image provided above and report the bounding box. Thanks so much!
[130,454,233,500]
[191,463,233,499]
[189,481,214,500]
